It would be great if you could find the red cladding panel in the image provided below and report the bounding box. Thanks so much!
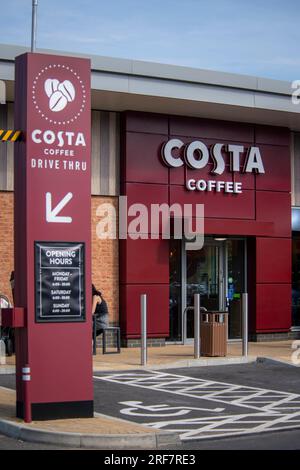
[172,166,235,186]
[255,125,290,146]
[170,116,254,142]
[30,323,94,403]
[205,219,273,237]
[256,145,290,192]
[256,284,291,331]
[169,185,255,219]
[125,183,169,235]
[169,165,185,185]
[125,111,168,135]
[121,238,169,284]
[185,165,233,184]
[125,183,168,208]
[1,308,25,328]
[120,284,169,337]
[256,191,291,237]
[233,171,255,190]
[125,133,168,184]
[256,238,291,283]
[247,238,257,334]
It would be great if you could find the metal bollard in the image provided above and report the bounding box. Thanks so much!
[194,294,200,359]
[0,339,6,365]
[22,365,32,423]
[141,294,147,366]
[242,293,248,357]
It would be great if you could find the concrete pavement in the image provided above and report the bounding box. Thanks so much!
[1,341,298,375]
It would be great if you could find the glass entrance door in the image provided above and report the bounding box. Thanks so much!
[185,242,225,339]
[168,237,246,342]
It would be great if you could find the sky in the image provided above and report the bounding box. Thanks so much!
[0,0,299,81]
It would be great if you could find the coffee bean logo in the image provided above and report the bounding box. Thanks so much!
[44,78,76,112]
[33,65,86,125]
[49,90,68,112]
[44,79,59,98]
[58,80,75,102]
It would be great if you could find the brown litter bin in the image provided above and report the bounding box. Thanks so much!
[200,311,228,357]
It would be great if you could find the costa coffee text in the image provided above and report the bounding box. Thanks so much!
[186,179,242,194]
[161,139,265,174]
[31,129,86,147]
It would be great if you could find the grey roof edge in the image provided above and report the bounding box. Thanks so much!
[0,43,293,96]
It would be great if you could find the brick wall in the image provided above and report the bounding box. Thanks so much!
[91,196,119,324]
[0,192,14,303]
[0,192,119,325]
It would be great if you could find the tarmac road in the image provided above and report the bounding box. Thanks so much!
[1,362,300,450]
[92,362,300,443]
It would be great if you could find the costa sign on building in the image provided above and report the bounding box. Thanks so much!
[13,53,93,420]
[161,138,265,194]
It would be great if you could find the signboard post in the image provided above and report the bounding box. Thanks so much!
[14,52,93,420]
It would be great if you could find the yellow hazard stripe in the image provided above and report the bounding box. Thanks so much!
[0,130,22,142]
[10,131,21,142]
[2,130,13,141]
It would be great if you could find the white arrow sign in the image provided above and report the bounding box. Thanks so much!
[46,192,73,223]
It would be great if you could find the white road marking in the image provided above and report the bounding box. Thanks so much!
[94,371,298,412]
[119,401,224,417]
[94,370,300,440]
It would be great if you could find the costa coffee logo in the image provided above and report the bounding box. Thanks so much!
[161,139,265,174]
[44,79,75,112]
[31,64,86,125]
[161,138,265,195]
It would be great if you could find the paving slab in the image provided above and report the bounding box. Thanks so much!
[1,341,297,375]
[92,341,297,371]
